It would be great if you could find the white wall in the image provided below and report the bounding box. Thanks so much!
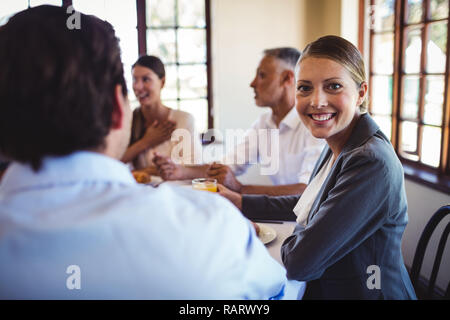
[340,0,359,46]
[211,0,305,132]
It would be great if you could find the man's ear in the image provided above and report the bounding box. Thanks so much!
[161,76,166,89]
[111,84,126,129]
[281,69,295,86]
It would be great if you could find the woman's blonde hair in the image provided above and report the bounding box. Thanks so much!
[298,35,368,112]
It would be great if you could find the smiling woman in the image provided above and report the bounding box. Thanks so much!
[239,36,418,299]
[295,56,368,157]
[121,55,203,173]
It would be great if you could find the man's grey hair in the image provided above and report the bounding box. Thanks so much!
[263,47,301,69]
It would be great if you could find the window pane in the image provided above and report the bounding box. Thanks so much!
[424,75,445,125]
[402,76,420,119]
[372,33,394,74]
[178,0,205,28]
[372,0,395,32]
[372,115,392,140]
[400,121,418,153]
[371,76,393,115]
[147,29,177,63]
[179,65,207,99]
[406,0,423,24]
[177,29,206,64]
[146,0,175,27]
[430,0,449,20]
[421,125,441,167]
[179,99,208,133]
[405,27,422,73]
[426,22,447,73]
[161,65,179,100]
[0,0,28,26]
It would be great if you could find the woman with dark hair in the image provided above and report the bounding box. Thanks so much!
[122,55,202,174]
[218,36,417,299]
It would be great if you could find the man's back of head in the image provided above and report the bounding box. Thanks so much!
[0,5,127,171]
[263,47,301,70]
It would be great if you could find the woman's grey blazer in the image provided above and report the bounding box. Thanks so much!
[242,113,417,299]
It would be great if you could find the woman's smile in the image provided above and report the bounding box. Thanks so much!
[308,112,337,123]
[295,57,367,154]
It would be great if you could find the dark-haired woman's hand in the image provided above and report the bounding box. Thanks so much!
[141,120,176,149]
[153,153,185,180]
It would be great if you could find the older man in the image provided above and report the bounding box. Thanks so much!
[154,48,324,196]
[0,5,286,299]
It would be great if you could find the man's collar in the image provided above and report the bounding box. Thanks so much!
[0,151,135,194]
[266,107,300,129]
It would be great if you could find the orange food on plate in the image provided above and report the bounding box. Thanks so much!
[132,171,151,184]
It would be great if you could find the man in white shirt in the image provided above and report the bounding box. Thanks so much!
[0,5,286,299]
[154,48,324,196]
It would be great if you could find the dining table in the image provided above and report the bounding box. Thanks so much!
[257,220,306,299]
[153,177,307,300]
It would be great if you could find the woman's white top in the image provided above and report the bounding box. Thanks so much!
[131,108,203,169]
[293,154,334,226]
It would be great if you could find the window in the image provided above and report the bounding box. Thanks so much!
[366,0,450,193]
[0,1,139,102]
[138,0,212,134]
[1,0,213,135]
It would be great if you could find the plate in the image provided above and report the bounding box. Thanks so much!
[256,223,277,245]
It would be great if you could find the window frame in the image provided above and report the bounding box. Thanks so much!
[136,0,213,133]
[362,0,450,194]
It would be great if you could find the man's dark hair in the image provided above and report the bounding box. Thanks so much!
[132,55,166,79]
[0,5,127,171]
[263,47,301,69]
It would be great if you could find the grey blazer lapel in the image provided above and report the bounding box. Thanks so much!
[308,146,332,184]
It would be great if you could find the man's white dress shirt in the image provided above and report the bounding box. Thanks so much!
[0,152,286,299]
[225,107,325,185]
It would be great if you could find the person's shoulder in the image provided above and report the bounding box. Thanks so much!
[250,110,272,129]
[125,184,253,252]
[127,184,244,221]
[171,109,194,122]
[170,109,197,131]
[342,132,403,180]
